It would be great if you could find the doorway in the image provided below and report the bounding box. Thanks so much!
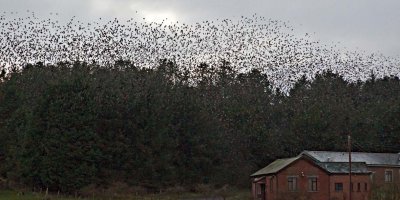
[259,183,266,200]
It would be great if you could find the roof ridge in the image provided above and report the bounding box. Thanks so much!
[303,150,399,155]
[302,150,400,166]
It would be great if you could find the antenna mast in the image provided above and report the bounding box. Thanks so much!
[348,134,352,200]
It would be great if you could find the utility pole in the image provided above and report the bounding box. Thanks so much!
[348,134,352,200]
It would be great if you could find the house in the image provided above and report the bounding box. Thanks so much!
[251,151,400,200]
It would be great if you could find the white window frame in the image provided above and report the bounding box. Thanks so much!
[287,176,298,191]
[385,169,393,183]
[308,176,318,192]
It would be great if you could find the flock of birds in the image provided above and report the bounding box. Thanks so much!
[1,11,399,92]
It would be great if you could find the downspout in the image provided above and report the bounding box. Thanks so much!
[328,173,331,199]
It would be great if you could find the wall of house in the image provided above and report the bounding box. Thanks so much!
[251,158,400,200]
[329,174,370,200]
[368,166,400,188]
[252,176,267,200]
[252,175,276,200]
[265,175,275,200]
[275,158,330,200]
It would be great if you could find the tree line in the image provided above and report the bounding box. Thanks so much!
[0,61,399,193]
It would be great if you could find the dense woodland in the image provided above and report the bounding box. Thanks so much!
[0,61,399,193]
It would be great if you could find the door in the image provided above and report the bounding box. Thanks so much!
[260,183,266,200]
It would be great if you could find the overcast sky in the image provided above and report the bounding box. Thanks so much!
[1,0,400,57]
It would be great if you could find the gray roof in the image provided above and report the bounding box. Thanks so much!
[251,151,400,177]
[317,162,371,174]
[251,156,300,177]
[303,151,400,167]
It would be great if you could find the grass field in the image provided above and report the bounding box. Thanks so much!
[0,190,251,200]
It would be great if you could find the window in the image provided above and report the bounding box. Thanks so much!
[385,170,393,182]
[308,177,318,191]
[357,183,361,192]
[364,183,368,191]
[351,182,354,191]
[288,177,298,191]
[335,183,343,192]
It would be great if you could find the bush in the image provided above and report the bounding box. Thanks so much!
[0,177,6,189]
[79,182,149,199]
[371,184,400,200]
[164,186,186,194]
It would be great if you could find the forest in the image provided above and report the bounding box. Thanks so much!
[0,60,399,194]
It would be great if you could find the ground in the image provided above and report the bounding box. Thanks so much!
[0,190,251,200]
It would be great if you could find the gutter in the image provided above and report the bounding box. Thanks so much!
[366,164,400,168]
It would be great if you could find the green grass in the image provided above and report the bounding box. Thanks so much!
[132,190,251,200]
[0,190,251,200]
[0,190,81,200]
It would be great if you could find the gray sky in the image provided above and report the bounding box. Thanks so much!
[1,0,400,57]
